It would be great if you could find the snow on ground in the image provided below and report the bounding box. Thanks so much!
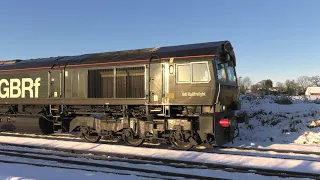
[0,153,312,180]
[234,94,320,146]
[0,163,149,180]
[0,136,318,176]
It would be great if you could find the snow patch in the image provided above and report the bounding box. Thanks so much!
[235,94,320,145]
[0,136,318,175]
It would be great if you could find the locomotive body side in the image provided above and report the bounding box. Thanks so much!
[0,41,243,150]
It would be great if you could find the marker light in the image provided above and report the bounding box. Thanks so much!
[169,65,174,74]
[219,118,230,127]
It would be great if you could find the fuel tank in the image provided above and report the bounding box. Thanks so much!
[0,115,54,134]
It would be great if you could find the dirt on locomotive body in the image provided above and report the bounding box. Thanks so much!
[0,41,246,150]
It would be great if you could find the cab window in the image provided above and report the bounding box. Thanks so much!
[192,63,209,82]
[177,64,190,82]
[176,62,210,83]
[225,61,236,83]
[215,58,236,83]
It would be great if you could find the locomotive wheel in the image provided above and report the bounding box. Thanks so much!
[169,131,195,150]
[81,127,101,143]
[83,133,101,143]
[122,128,144,146]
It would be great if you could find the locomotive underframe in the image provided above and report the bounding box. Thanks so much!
[0,102,240,150]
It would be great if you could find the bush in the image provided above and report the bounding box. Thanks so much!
[270,119,281,126]
[274,96,293,104]
[313,98,320,104]
[240,94,258,101]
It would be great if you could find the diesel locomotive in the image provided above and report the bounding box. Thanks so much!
[0,41,243,150]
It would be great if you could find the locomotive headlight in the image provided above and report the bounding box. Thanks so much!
[169,65,174,74]
[222,105,226,111]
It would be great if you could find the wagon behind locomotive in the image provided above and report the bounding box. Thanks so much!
[0,41,242,149]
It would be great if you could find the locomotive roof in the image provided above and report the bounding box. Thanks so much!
[0,41,234,71]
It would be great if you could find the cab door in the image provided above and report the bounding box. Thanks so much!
[49,64,64,98]
[149,60,169,105]
[149,60,163,104]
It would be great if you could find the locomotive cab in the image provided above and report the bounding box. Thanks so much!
[166,42,241,148]
[145,41,242,149]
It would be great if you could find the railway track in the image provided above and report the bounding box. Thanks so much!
[208,146,320,162]
[0,146,221,180]
[0,158,166,180]
[214,145,320,156]
[1,131,319,157]
[0,143,318,179]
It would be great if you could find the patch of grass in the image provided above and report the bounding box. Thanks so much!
[251,110,267,118]
[261,119,268,126]
[287,119,303,132]
[309,110,319,117]
[289,124,298,132]
[253,101,261,105]
[237,110,248,117]
[269,137,274,142]
[270,119,281,126]
[247,124,254,130]
[313,98,320,104]
[241,94,258,101]
[276,114,287,118]
[281,129,289,134]
[293,119,302,124]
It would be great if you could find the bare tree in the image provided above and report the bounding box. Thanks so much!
[238,76,252,94]
[285,79,298,95]
[242,77,252,90]
[296,76,312,94]
[276,82,285,92]
[250,84,260,94]
[309,75,320,86]
[239,75,319,95]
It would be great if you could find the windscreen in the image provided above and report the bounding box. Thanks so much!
[215,56,237,84]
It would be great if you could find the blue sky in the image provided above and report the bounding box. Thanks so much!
[0,0,319,84]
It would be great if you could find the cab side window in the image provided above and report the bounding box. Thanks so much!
[176,62,210,83]
[192,63,209,82]
[177,64,191,82]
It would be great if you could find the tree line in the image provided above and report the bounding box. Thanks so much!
[238,75,320,95]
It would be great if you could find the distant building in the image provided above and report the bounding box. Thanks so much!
[305,87,320,96]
